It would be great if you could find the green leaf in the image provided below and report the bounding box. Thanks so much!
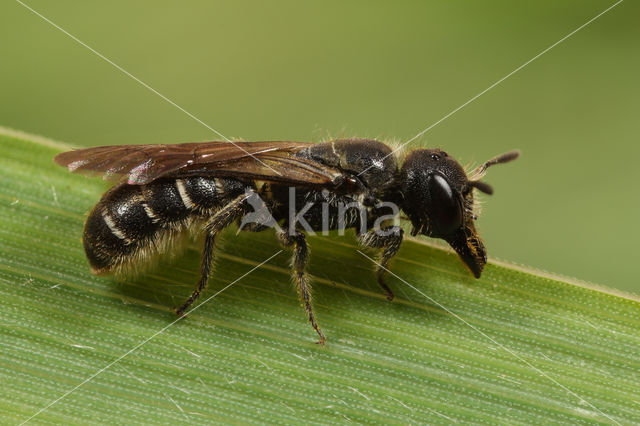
[1,127,638,424]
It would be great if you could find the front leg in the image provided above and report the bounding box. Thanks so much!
[357,226,404,301]
[277,230,326,345]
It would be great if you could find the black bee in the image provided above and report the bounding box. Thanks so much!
[55,139,518,344]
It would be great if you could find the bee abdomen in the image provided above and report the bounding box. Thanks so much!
[83,176,246,274]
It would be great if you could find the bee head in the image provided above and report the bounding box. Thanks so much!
[399,148,519,278]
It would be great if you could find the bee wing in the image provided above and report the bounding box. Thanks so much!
[54,141,344,186]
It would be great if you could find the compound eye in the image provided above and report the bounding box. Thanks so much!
[427,173,463,236]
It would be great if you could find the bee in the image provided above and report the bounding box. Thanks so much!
[55,139,518,344]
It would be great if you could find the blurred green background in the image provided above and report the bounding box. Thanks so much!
[1,0,638,293]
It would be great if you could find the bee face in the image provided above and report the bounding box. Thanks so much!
[400,149,468,237]
[400,148,486,277]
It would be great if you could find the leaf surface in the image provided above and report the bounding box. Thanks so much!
[0,127,638,424]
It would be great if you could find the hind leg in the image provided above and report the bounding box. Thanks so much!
[176,192,252,316]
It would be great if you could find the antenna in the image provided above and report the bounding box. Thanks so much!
[468,150,520,194]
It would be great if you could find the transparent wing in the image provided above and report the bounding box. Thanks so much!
[54,141,344,186]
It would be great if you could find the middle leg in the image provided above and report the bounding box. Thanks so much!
[278,230,326,345]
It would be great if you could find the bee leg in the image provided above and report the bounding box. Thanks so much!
[176,192,252,316]
[278,230,326,345]
[357,226,404,301]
